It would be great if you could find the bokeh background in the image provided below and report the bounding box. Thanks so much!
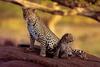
[0,0,100,57]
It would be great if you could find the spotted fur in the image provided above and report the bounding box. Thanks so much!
[72,49,87,59]
[22,8,59,57]
[56,33,86,59]
[57,33,74,58]
[22,8,86,59]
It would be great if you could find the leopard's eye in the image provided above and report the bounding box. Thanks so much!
[34,32,37,34]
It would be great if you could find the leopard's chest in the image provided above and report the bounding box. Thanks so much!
[27,22,59,50]
[28,24,39,40]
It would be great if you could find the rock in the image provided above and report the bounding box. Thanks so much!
[0,45,100,67]
[0,60,43,67]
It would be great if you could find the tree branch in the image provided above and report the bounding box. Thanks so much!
[52,0,98,8]
[51,0,79,8]
[52,0,100,22]
[1,0,100,22]
[78,10,100,22]
[1,0,65,15]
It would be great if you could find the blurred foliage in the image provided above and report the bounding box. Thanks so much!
[0,0,100,57]
[0,1,22,19]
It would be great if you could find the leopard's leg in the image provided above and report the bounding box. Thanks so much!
[29,34,35,49]
[72,49,87,59]
[40,44,47,57]
[27,34,35,51]
[53,48,60,58]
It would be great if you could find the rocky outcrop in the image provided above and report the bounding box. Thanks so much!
[0,44,100,67]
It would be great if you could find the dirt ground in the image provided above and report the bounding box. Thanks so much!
[0,40,100,67]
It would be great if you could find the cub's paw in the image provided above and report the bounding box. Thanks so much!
[61,50,73,58]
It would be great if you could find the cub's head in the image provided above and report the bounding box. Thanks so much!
[60,33,74,44]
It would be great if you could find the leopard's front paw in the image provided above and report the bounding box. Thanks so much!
[40,53,46,57]
[40,51,46,57]
[72,49,87,59]
[26,47,35,52]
